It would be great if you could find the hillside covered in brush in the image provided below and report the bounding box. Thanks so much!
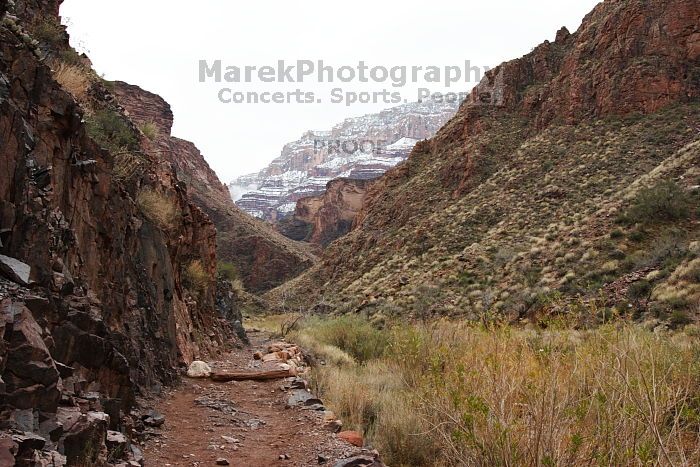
[270,0,700,327]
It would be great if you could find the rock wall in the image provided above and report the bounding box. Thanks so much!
[467,0,700,124]
[277,178,375,247]
[0,1,241,464]
[113,81,317,293]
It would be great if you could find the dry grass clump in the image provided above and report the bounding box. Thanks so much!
[298,316,700,466]
[113,152,146,182]
[183,260,210,296]
[53,62,92,103]
[136,188,179,230]
[292,332,355,367]
[140,121,159,141]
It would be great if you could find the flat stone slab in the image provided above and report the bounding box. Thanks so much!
[0,254,31,285]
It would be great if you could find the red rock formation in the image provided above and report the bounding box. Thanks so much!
[0,1,241,463]
[466,0,700,125]
[278,178,375,246]
[112,81,316,293]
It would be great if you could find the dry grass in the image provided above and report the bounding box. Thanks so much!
[294,316,700,466]
[140,121,160,141]
[113,151,146,182]
[136,188,179,230]
[53,62,93,103]
[183,260,210,296]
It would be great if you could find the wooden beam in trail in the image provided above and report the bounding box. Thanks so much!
[210,369,293,382]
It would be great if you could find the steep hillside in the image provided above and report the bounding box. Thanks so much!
[0,1,242,464]
[112,82,316,293]
[269,0,700,326]
[231,101,458,220]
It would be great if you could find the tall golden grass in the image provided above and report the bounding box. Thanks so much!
[282,316,700,466]
[136,188,179,231]
[52,62,92,103]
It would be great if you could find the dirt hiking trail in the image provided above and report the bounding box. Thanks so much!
[142,331,380,467]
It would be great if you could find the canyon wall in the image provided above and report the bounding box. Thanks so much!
[277,178,375,247]
[112,82,316,293]
[0,1,242,463]
[231,102,458,221]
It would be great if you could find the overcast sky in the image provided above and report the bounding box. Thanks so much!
[60,0,600,182]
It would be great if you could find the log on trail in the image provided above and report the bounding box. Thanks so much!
[210,369,293,382]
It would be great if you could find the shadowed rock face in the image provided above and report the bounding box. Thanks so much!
[0,1,242,464]
[112,81,316,293]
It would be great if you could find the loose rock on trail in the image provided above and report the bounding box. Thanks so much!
[142,331,383,466]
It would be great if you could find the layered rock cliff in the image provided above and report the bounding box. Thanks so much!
[269,0,700,325]
[277,178,376,246]
[230,101,458,221]
[0,1,242,464]
[112,82,316,293]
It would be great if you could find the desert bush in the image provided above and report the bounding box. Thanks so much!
[136,189,179,230]
[627,279,652,300]
[31,17,63,45]
[183,260,210,296]
[86,109,138,152]
[217,261,238,282]
[296,315,388,363]
[625,180,693,224]
[52,62,92,102]
[101,78,116,92]
[140,121,159,140]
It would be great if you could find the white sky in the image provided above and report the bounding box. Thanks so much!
[60,0,600,181]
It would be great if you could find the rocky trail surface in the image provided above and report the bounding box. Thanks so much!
[142,331,380,467]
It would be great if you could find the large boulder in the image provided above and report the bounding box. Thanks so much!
[56,408,108,465]
[0,300,61,413]
[186,361,211,378]
[0,255,31,286]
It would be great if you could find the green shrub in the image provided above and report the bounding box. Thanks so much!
[217,261,238,282]
[58,48,85,67]
[299,315,389,363]
[140,121,159,141]
[86,109,138,152]
[625,181,693,224]
[670,309,693,327]
[628,229,646,242]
